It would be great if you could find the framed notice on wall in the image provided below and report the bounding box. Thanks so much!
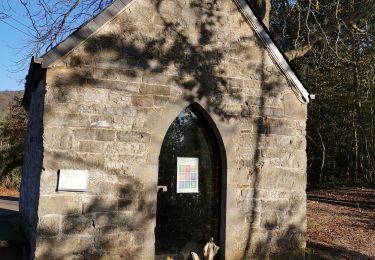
[57,170,88,192]
[177,157,199,193]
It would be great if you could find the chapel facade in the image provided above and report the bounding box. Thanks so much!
[21,0,309,259]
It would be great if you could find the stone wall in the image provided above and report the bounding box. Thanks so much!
[28,0,307,259]
[20,76,46,259]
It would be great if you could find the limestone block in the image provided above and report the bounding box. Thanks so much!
[261,199,290,212]
[94,230,129,249]
[108,92,132,105]
[40,170,58,195]
[79,141,105,154]
[117,199,135,211]
[170,85,183,98]
[44,128,73,150]
[44,150,106,171]
[242,105,284,118]
[154,95,172,107]
[80,87,109,103]
[38,215,62,236]
[245,95,284,108]
[116,131,150,143]
[139,84,170,96]
[48,86,109,104]
[73,129,95,140]
[106,142,147,155]
[87,179,138,198]
[104,106,137,116]
[82,196,117,214]
[62,215,94,236]
[107,154,146,165]
[233,167,253,185]
[248,167,305,191]
[238,133,258,148]
[92,68,142,84]
[77,103,103,115]
[242,80,264,96]
[267,150,306,169]
[44,113,90,128]
[238,158,255,168]
[284,93,307,120]
[46,69,87,89]
[35,235,92,259]
[44,103,81,116]
[74,129,116,142]
[75,153,106,169]
[236,197,261,215]
[38,195,81,216]
[262,135,307,150]
[94,212,131,229]
[131,96,154,107]
[90,115,114,128]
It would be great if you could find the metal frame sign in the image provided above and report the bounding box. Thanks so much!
[57,170,88,192]
[177,157,199,193]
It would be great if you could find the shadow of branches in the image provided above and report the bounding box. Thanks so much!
[21,0,308,259]
[32,148,156,259]
[51,0,285,120]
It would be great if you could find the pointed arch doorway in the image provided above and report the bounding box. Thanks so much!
[155,103,226,260]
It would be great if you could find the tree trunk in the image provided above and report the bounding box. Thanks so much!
[351,31,370,181]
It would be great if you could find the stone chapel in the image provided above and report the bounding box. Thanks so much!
[21,0,310,259]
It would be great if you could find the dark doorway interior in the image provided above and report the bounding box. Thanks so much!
[155,104,224,260]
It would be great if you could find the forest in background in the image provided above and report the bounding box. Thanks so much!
[0,92,27,189]
[0,0,374,190]
[266,0,375,186]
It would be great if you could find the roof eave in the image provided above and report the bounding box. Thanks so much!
[40,0,133,69]
[22,57,44,111]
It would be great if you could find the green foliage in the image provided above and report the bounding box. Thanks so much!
[0,96,27,189]
[0,167,22,189]
[0,91,23,121]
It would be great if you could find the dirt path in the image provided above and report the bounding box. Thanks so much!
[307,188,375,259]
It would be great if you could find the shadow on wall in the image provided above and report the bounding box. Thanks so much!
[33,0,306,259]
[36,174,156,258]
[51,0,284,121]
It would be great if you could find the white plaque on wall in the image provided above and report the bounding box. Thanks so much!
[57,170,88,192]
[177,157,199,193]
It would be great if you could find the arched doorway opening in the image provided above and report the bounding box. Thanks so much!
[155,103,226,260]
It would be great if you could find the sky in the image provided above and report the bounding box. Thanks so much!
[0,2,106,92]
[0,2,32,91]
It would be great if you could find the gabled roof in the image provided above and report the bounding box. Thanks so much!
[24,0,310,108]
[40,0,133,68]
